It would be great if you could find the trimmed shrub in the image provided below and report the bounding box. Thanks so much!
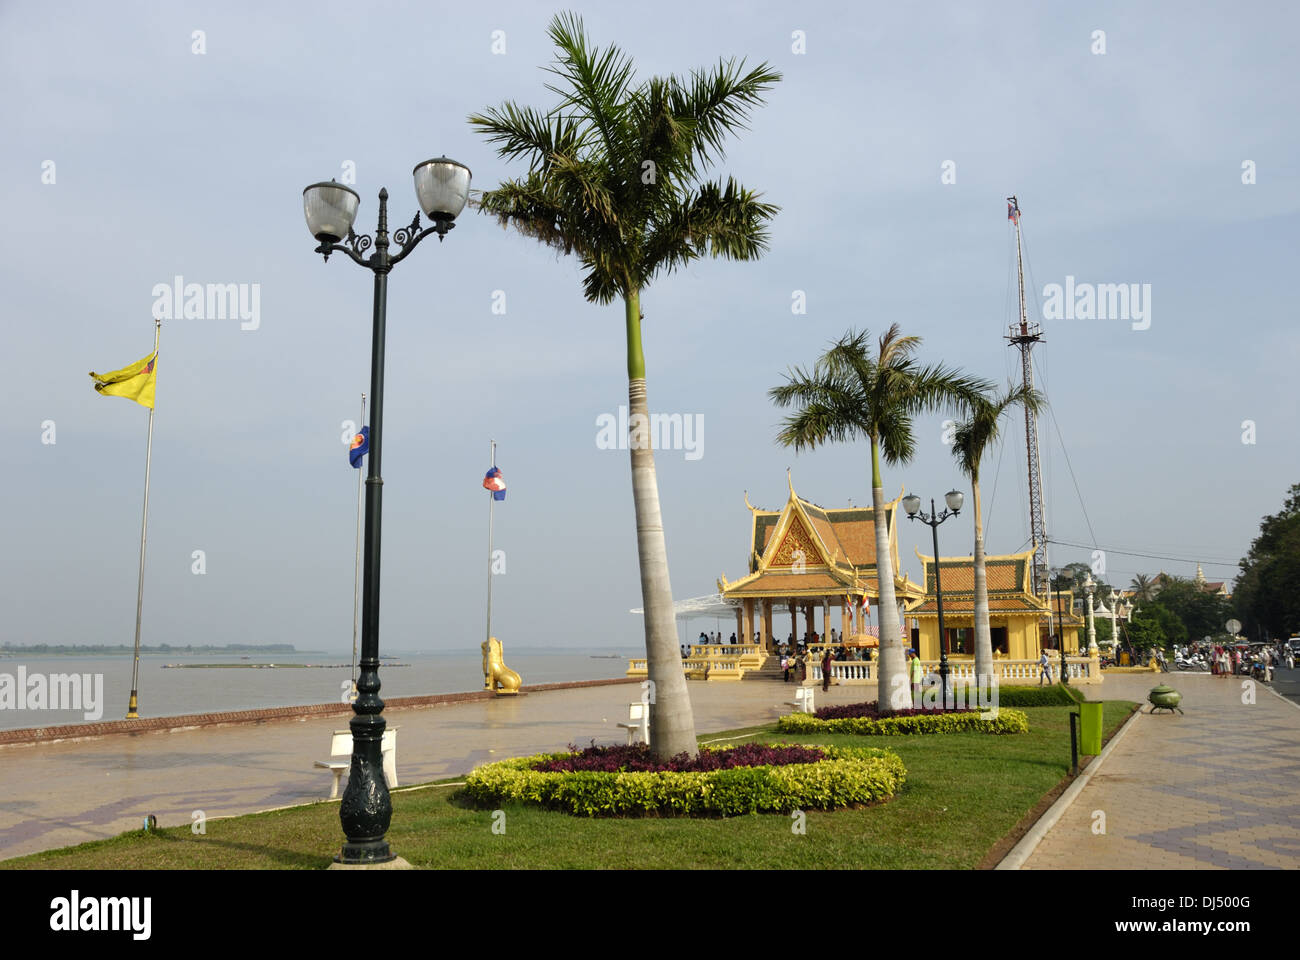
[815,703,977,720]
[995,683,1085,707]
[778,708,1030,737]
[463,743,906,817]
[534,741,826,773]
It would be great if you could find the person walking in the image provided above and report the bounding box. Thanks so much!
[821,646,833,692]
[1038,647,1051,686]
[908,649,924,708]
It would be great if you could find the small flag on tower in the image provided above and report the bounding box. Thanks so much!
[349,426,369,468]
[483,465,506,501]
[1007,200,1019,223]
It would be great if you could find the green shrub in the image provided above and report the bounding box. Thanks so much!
[462,743,906,817]
[992,684,1085,707]
[777,708,1030,737]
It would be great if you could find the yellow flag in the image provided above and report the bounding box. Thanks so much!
[89,352,157,409]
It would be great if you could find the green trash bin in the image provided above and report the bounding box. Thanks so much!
[1079,701,1102,756]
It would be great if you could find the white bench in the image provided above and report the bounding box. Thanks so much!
[617,702,650,745]
[313,727,399,799]
[786,686,815,714]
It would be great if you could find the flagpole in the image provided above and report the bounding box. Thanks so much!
[351,393,366,701]
[486,439,496,647]
[125,319,161,719]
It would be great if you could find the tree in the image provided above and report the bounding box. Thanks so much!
[1127,603,1185,651]
[1149,576,1233,642]
[950,381,1044,684]
[1130,573,1156,602]
[1235,483,1300,639]
[770,327,988,712]
[470,13,780,758]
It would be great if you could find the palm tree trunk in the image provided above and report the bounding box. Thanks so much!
[625,291,697,758]
[971,474,992,685]
[870,440,907,713]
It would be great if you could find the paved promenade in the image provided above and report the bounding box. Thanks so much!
[1024,670,1300,869]
[0,677,866,860]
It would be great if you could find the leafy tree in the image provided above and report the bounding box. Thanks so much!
[770,327,988,710]
[1234,483,1300,640]
[951,380,1044,682]
[1149,576,1234,643]
[1129,573,1156,602]
[1127,603,1185,651]
[470,13,780,758]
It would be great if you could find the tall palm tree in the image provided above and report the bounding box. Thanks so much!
[951,381,1045,684]
[470,13,780,758]
[1131,574,1155,602]
[770,327,989,712]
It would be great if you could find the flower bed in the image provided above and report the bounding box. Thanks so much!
[533,741,826,773]
[463,743,906,817]
[778,708,1029,736]
[815,703,977,721]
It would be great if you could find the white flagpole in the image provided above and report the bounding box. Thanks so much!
[486,439,496,646]
[350,393,366,701]
[126,319,161,719]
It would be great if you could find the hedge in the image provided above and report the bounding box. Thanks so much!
[462,743,906,817]
[777,708,1030,737]
[994,684,1086,707]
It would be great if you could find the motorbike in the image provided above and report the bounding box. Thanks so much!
[1175,654,1207,671]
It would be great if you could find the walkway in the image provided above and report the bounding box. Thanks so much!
[1023,670,1300,869]
[0,676,866,860]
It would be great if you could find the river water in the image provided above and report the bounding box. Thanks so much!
[0,649,638,730]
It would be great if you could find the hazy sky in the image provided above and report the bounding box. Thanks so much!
[2,0,1296,655]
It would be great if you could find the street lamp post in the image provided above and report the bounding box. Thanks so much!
[302,159,470,865]
[1050,566,1069,684]
[1084,574,1097,656]
[902,490,964,708]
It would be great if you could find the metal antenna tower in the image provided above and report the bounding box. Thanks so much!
[1004,195,1048,597]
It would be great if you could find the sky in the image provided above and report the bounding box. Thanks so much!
[1,0,1296,655]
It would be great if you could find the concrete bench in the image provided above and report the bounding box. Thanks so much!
[786,686,815,714]
[313,727,398,799]
[617,702,649,746]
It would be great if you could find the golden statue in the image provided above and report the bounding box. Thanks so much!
[482,637,521,695]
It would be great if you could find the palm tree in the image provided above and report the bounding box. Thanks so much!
[1131,574,1155,602]
[470,13,780,758]
[951,381,1045,684]
[770,327,989,712]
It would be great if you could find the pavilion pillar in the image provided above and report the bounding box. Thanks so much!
[742,599,753,649]
[823,596,831,642]
[788,601,797,646]
[805,603,815,643]
[734,607,742,642]
[763,600,773,651]
[841,597,850,643]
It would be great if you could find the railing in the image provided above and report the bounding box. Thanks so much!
[626,657,711,678]
[804,656,1101,686]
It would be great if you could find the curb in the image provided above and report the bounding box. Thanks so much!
[995,706,1142,870]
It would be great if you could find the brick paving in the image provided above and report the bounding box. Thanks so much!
[1024,669,1300,869]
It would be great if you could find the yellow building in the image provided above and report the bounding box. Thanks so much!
[905,549,1086,660]
[718,476,924,652]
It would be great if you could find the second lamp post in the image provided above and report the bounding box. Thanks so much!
[303,158,471,865]
[903,489,963,708]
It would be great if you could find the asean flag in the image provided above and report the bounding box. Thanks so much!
[349,426,369,468]
[483,466,506,501]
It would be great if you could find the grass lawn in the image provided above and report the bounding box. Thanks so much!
[1,700,1136,870]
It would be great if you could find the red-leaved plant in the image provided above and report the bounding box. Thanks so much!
[814,701,977,721]
[533,741,826,774]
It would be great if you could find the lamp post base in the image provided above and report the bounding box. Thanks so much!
[335,840,395,865]
[329,854,412,870]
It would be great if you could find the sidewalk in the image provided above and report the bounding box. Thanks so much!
[0,677,859,861]
[1023,671,1300,869]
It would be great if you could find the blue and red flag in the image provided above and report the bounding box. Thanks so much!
[483,465,506,501]
[349,426,369,468]
[1007,201,1020,223]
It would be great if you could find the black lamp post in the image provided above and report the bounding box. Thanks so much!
[902,490,964,708]
[302,158,471,864]
[1050,566,1069,685]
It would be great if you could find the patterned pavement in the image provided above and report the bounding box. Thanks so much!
[1024,669,1300,869]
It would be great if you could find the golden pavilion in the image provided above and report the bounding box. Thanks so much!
[906,548,1085,661]
[717,476,925,652]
